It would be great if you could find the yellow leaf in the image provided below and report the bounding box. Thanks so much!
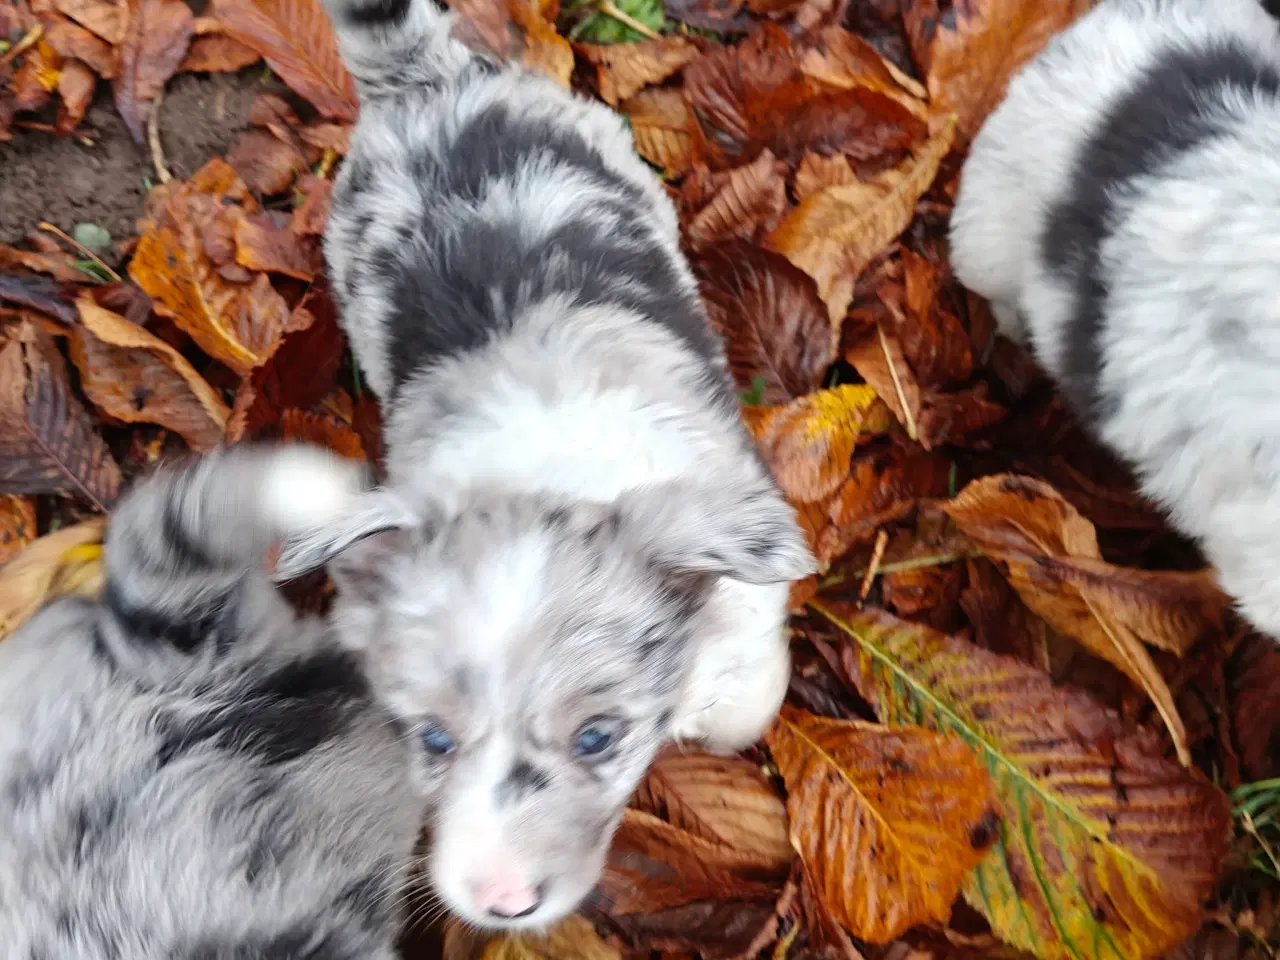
[766,704,999,942]
[0,519,106,642]
[767,112,957,326]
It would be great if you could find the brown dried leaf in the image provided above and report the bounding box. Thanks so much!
[682,150,787,250]
[53,0,124,43]
[0,495,38,567]
[769,112,956,326]
[943,474,1232,766]
[128,158,298,377]
[799,25,926,119]
[234,213,322,279]
[0,245,88,284]
[55,58,97,131]
[114,0,194,143]
[11,38,63,113]
[793,151,856,202]
[279,407,365,460]
[577,36,699,107]
[46,18,117,77]
[766,704,998,942]
[209,0,357,121]
[290,173,332,235]
[0,518,106,641]
[451,0,572,86]
[1228,634,1280,781]
[0,326,121,509]
[180,32,261,71]
[845,324,921,436]
[70,297,229,452]
[623,88,696,177]
[446,916,620,960]
[745,384,894,504]
[227,127,307,194]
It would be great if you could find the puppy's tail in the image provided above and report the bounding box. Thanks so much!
[324,0,485,104]
[100,444,366,668]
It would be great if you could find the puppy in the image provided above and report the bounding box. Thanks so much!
[0,446,421,959]
[950,0,1280,642]
[278,0,816,930]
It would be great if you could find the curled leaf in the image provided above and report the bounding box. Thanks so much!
[114,0,194,143]
[0,518,106,642]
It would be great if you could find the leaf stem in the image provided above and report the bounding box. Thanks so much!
[597,0,660,39]
[38,222,122,283]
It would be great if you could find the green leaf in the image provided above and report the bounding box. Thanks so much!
[565,0,665,44]
[809,601,1230,960]
[72,222,112,256]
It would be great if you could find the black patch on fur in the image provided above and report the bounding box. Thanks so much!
[101,578,221,655]
[497,759,552,804]
[345,0,411,25]
[1041,42,1280,419]
[156,650,369,768]
[161,495,218,571]
[370,104,727,396]
[69,794,120,866]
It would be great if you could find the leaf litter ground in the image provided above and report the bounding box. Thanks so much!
[1,0,1279,958]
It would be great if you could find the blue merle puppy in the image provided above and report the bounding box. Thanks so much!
[0,445,421,959]
[275,0,816,932]
[950,0,1280,645]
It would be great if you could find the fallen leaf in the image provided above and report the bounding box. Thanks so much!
[695,240,834,404]
[129,158,299,377]
[917,383,1007,449]
[813,602,1230,960]
[766,704,999,942]
[53,0,125,44]
[180,32,261,71]
[445,915,621,960]
[0,326,121,509]
[845,323,921,436]
[0,273,78,326]
[908,0,1094,143]
[279,407,365,460]
[226,127,307,194]
[11,38,63,113]
[682,150,788,250]
[289,173,332,235]
[45,18,117,77]
[793,151,857,201]
[114,0,194,143]
[0,245,88,284]
[70,296,229,452]
[578,36,700,106]
[943,474,1231,765]
[0,519,106,641]
[55,58,97,132]
[1228,634,1280,781]
[234,213,322,279]
[745,384,894,503]
[799,25,927,119]
[623,87,697,177]
[209,0,357,121]
[0,495,38,567]
[768,112,956,326]
[451,0,573,86]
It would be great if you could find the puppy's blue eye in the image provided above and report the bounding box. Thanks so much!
[573,722,615,757]
[420,721,455,757]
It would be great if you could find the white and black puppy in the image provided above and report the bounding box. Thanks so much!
[0,446,421,959]
[275,0,816,932]
[950,0,1280,642]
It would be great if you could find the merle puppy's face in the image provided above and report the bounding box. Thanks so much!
[289,481,813,929]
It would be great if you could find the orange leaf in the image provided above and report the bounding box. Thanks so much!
[767,112,956,326]
[766,704,998,942]
[682,149,787,250]
[623,88,697,177]
[845,323,921,438]
[55,59,98,132]
[793,150,856,202]
[114,0,194,142]
[180,32,261,71]
[577,36,700,106]
[234,214,322,280]
[128,157,299,376]
[0,495,38,567]
[70,296,229,452]
[279,407,366,460]
[45,17,117,78]
[209,0,357,121]
[943,474,1232,766]
[799,25,926,119]
[226,127,307,194]
[53,0,125,44]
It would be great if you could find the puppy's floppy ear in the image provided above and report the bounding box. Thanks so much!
[272,486,424,596]
[616,477,816,585]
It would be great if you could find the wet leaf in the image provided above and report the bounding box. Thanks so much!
[578,36,700,106]
[1228,634,1280,781]
[799,25,927,120]
[70,297,229,452]
[279,407,365,460]
[114,0,194,143]
[845,323,922,436]
[210,0,357,121]
[0,326,121,509]
[55,58,96,132]
[45,18,117,78]
[0,495,38,567]
[623,87,697,177]
[943,474,1231,765]
[812,601,1230,960]
[794,150,857,201]
[0,273,78,326]
[53,0,125,44]
[682,150,788,250]
[128,158,299,377]
[745,384,894,504]
[180,31,261,71]
[0,518,106,641]
[227,127,307,194]
[768,112,956,325]
[11,38,63,112]
[766,704,999,942]
[234,213,322,279]
[696,241,833,404]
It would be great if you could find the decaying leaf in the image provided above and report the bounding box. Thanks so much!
[129,158,300,376]
[180,32,261,71]
[943,474,1231,765]
[114,0,195,143]
[623,87,697,177]
[813,602,1230,960]
[745,384,894,504]
[0,326,121,509]
[45,19,117,78]
[451,0,573,86]
[70,297,229,452]
[444,915,621,960]
[226,127,307,194]
[0,495,38,567]
[0,518,106,641]
[279,407,365,460]
[54,0,125,44]
[682,150,788,250]
[234,214,322,280]
[766,704,999,942]
[768,112,956,325]
[55,59,97,133]
[578,36,700,106]
[210,0,358,121]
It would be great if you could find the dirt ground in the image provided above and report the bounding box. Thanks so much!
[0,67,277,244]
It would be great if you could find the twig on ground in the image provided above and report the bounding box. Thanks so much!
[597,0,660,39]
[878,321,918,441]
[858,529,889,603]
[38,222,122,284]
[147,86,173,185]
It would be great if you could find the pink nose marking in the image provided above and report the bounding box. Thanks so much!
[469,870,541,918]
